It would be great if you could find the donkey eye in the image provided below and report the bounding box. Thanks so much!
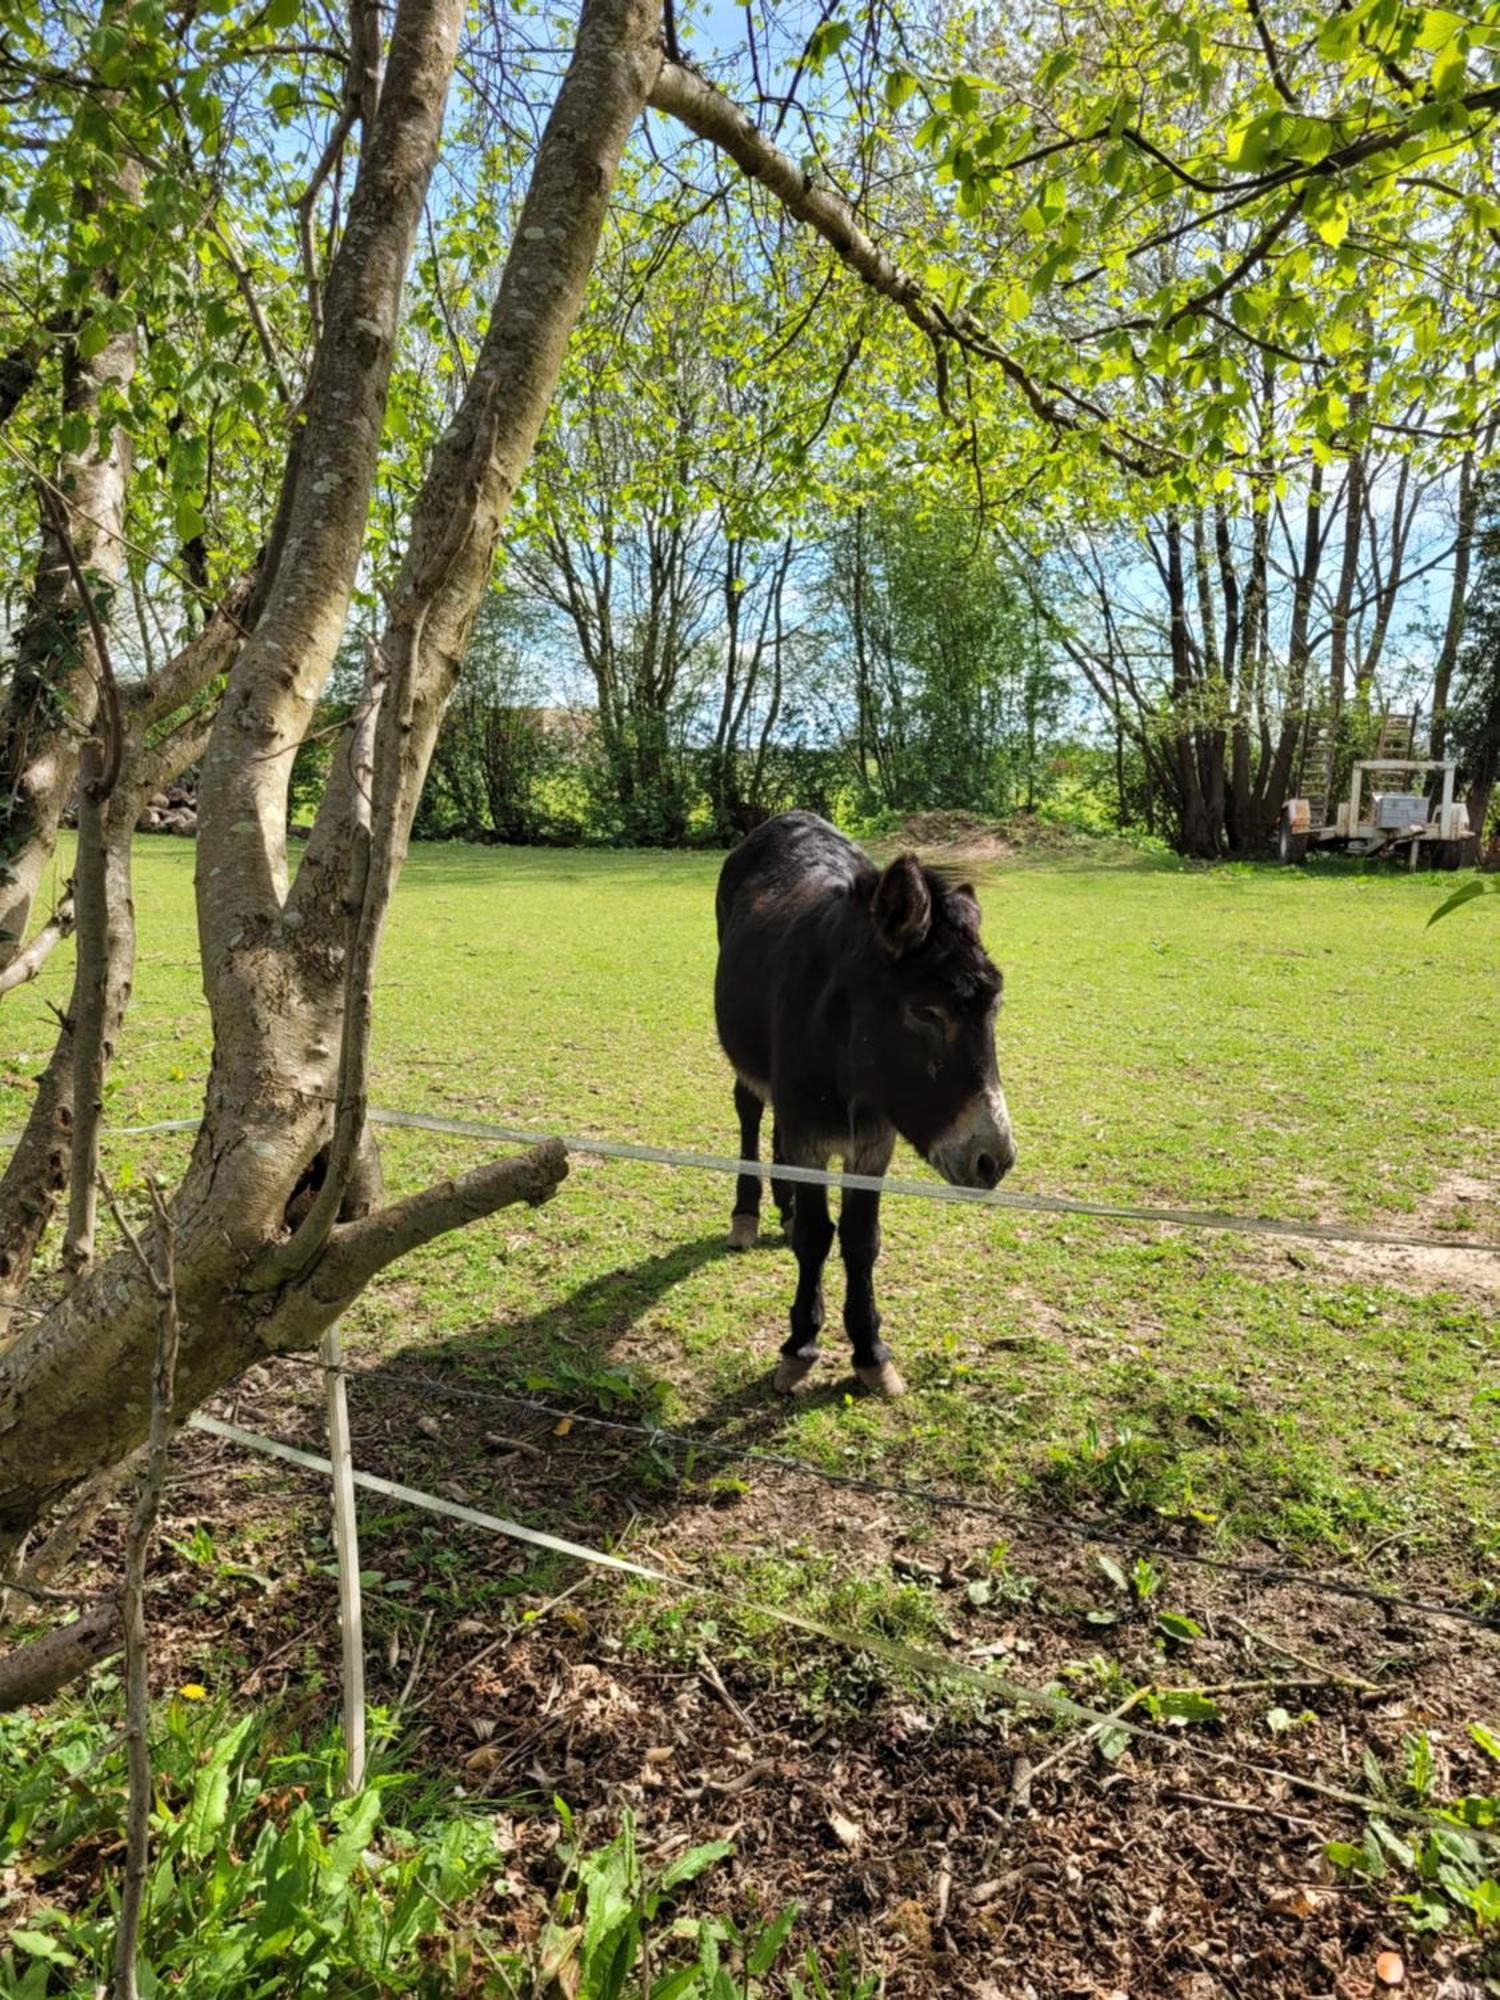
[911,1004,945,1030]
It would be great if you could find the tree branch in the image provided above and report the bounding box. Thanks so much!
[648,59,1164,477]
[308,1139,568,1305]
[1244,0,1300,106]
[0,1601,121,1712]
[0,893,74,1000]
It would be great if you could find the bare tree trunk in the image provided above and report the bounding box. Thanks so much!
[0,275,136,978]
[1164,512,1215,855]
[1328,433,1366,721]
[1431,449,1478,758]
[63,744,110,1272]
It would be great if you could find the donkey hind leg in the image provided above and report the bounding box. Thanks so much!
[841,1135,904,1397]
[775,1141,834,1395]
[729,1081,764,1250]
[770,1118,795,1239]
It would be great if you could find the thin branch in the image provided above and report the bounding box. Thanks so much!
[0,892,74,999]
[207,227,296,406]
[1243,0,1301,107]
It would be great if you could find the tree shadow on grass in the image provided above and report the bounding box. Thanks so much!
[402,1232,731,1393]
[363,1231,856,1543]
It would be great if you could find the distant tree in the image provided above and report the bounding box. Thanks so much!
[827,503,1064,817]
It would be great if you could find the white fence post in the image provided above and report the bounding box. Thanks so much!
[321,1320,366,1793]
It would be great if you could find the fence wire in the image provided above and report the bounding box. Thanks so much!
[11,1105,1497,1257]
[272,1353,1500,1635]
[189,1410,1500,1837]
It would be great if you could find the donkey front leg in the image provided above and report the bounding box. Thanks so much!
[841,1133,903,1397]
[774,1141,834,1395]
[839,1186,904,1398]
[729,1080,765,1251]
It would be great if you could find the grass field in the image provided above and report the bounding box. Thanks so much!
[5,835,1498,1569]
[6,833,1500,1994]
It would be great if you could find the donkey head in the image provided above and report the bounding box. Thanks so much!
[851,855,1016,1190]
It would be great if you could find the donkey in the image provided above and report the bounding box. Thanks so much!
[714,810,1015,1399]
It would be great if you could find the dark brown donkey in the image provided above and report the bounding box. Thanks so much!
[714,811,1015,1398]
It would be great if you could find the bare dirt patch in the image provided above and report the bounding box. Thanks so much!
[1230,1168,1500,1299]
[36,1351,1498,2000]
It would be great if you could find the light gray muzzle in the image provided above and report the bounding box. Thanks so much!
[928,1088,1016,1191]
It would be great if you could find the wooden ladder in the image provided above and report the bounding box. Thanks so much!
[1375,710,1417,760]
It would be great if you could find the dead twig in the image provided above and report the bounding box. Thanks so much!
[1224,1615,1383,1695]
[1162,1785,1321,1834]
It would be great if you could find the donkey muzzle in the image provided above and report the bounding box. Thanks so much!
[929,1089,1016,1191]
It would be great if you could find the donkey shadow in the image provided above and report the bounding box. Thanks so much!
[372,1228,857,1536]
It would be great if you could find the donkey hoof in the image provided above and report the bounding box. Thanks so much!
[727,1214,759,1252]
[854,1360,907,1399]
[772,1351,819,1396]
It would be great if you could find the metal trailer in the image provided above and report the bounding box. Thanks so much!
[1279,757,1476,869]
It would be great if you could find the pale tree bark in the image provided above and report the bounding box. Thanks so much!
[1432,448,1480,758]
[0,274,137,980]
[0,0,656,1576]
[0,578,254,1320]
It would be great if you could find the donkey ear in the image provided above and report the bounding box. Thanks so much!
[871,854,932,956]
[950,881,982,936]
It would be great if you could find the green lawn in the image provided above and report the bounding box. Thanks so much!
[5,837,1498,1575]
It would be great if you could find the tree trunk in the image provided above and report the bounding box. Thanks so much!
[0,0,659,1569]
[0,260,137,977]
[0,585,254,1320]
[1328,434,1366,721]
[1431,450,1478,759]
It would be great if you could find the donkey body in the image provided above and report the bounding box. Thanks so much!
[714,811,1015,1397]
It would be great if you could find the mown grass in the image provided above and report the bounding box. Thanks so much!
[4,837,1497,1584]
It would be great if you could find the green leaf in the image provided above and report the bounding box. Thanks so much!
[1146,1688,1219,1723]
[8,1932,79,1968]
[76,318,112,361]
[1471,1723,1500,1763]
[185,1713,256,1859]
[1156,1611,1203,1644]
[1314,207,1350,249]
[324,1787,382,1895]
[1432,35,1468,93]
[883,71,918,113]
[1096,1554,1128,1593]
[174,495,205,542]
[746,1903,798,1976]
[660,1839,734,1892]
[804,18,851,68]
[1427,878,1490,926]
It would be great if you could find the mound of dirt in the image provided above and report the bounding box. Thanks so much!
[889,811,1108,863]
